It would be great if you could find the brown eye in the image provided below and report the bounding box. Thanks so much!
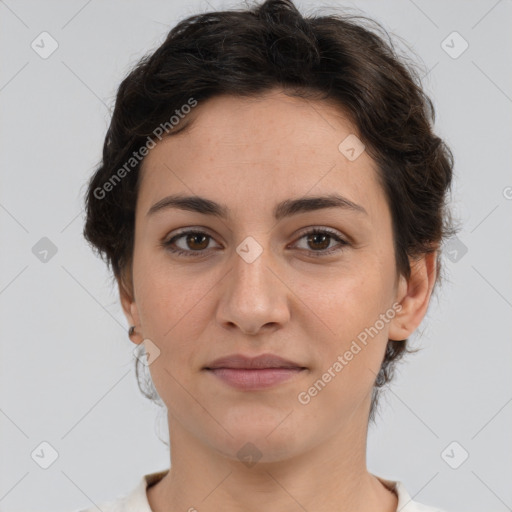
[163,227,349,258]
[293,228,349,257]
[163,230,218,257]
[306,232,331,251]
[184,233,210,251]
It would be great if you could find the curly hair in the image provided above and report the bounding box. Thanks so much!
[83,0,457,424]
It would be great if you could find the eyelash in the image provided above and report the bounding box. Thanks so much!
[161,227,349,258]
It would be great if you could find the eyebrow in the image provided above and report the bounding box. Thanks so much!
[146,193,368,220]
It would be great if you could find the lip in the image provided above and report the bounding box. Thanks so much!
[206,367,306,390]
[203,353,307,391]
[204,353,305,370]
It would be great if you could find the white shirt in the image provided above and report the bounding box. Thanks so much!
[75,470,446,512]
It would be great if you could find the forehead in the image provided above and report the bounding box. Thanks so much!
[137,90,386,224]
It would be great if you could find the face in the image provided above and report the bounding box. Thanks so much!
[120,89,428,464]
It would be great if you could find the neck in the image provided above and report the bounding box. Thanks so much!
[147,402,397,512]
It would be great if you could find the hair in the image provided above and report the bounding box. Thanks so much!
[83,0,457,424]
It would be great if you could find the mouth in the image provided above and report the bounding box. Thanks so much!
[204,352,306,370]
[203,353,307,390]
[205,367,306,390]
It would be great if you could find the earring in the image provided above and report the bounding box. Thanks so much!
[128,325,136,337]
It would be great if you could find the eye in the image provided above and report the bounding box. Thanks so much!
[161,227,349,258]
[162,229,219,257]
[291,227,349,256]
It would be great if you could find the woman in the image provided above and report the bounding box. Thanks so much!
[80,0,455,510]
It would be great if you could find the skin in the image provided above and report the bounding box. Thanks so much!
[119,89,437,512]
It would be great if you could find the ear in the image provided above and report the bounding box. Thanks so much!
[388,251,438,341]
[118,270,144,345]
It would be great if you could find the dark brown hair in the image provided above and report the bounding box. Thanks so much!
[83,0,456,423]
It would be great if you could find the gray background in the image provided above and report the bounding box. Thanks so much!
[1,1,511,511]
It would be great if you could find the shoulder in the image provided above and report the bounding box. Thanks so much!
[395,481,447,511]
[376,475,448,512]
[71,470,169,512]
[73,496,128,512]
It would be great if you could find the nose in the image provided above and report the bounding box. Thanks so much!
[216,243,291,336]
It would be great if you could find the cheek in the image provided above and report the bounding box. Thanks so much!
[307,264,395,385]
[313,267,392,335]
[133,267,210,406]
[132,244,209,333]
[132,256,220,376]
[298,287,392,417]
[136,277,208,364]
